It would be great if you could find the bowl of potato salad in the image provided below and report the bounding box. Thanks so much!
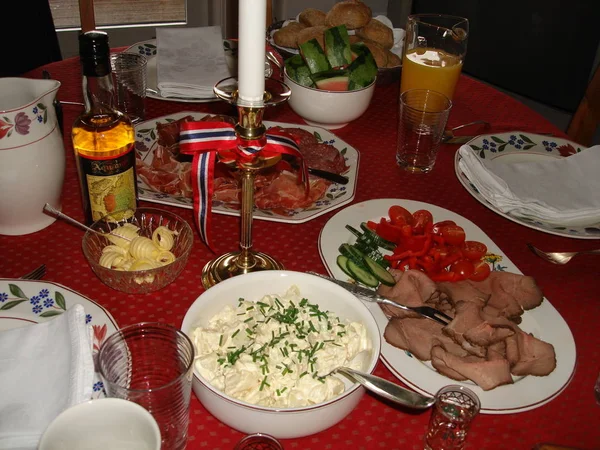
[82,207,193,294]
[181,270,381,439]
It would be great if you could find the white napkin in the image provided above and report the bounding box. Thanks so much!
[458,145,600,226]
[156,26,230,99]
[0,304,94,450]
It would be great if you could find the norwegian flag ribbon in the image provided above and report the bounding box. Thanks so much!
[179,121,308,249]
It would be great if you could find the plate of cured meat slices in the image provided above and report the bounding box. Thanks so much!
[134,111,358,223]
[318,198,577,414]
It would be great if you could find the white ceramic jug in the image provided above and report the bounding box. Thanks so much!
[0,78,66,235]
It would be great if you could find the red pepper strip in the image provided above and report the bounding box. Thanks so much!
[429,271,458,282]
[414,232,433,257]
[416,255,436,273]
[400,224,413,238]
[407,257,418,270]
[387,234,432,261]
[366,220,378,230]
[439,252,463,269]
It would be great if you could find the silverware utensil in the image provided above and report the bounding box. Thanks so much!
[43,204,131,242]
[333,367,435,409]
[442,120,491,144]
[20,264,47,280]
[281,154,349,185]
[307,271,453,325]
[527,243,600,265]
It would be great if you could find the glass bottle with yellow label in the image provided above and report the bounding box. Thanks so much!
[72,30,137,224]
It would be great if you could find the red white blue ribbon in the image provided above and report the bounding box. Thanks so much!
[179,121,308,249]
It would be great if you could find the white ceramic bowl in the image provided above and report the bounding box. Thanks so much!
[181,270,381,439]
[284,70,376,130]
[38,398,161,450]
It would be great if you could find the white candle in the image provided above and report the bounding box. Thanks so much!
[238,0,266,104]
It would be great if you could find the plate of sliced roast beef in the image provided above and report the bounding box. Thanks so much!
[318,198,576,413]
[134,111,358,223]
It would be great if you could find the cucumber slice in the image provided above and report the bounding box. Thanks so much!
[347,259,379,288]
[363,255,396,286]
[336,255,354,278]
[338,243,367,266]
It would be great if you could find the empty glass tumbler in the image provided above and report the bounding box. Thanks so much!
[98,322,195,450]
[396,88,452,173]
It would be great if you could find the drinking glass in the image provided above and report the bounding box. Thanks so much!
[234,433,284,450]
[400,14,469,101]
[110,52,147,123]
[98,323,195,450]
[424,385,480,450]
[396,89,452,173]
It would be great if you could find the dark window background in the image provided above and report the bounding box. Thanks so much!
[411,0,600,113]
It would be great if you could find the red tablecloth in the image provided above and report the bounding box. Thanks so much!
[2,56,599,450]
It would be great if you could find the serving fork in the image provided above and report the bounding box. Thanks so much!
[527,243,600,265]
[307,271,453,326]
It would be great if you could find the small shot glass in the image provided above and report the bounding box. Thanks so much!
[234,433,284,450]
[424,385,480,450]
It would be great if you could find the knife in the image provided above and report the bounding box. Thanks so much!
[281,154,349,185]
[306,271,452,325]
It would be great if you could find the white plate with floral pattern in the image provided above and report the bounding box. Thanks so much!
[455,132,600,239]
[135,111,359,224]
[318,198,577,414]
[0,279,118,399]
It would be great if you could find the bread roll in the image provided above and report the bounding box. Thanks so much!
[273,21,307,48]
[299,8,327,27]
[356,18,394,49]
[325,0,372,30]
[385,50,402,68]
[296,25,327,48]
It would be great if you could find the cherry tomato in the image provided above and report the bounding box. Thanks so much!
[432,220,456,235]
[450,258,475,281]
[462,241,488,261]
[470,260,491,281]
[389,205,414,227]
[412,209,434,234]
[438,224,466,246]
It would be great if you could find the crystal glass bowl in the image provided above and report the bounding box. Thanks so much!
[82,207,193,294]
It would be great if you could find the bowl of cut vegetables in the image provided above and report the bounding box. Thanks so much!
[82,207,194,294]
[284,24,377,130]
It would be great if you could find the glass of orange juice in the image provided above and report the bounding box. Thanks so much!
[400,14,469,101]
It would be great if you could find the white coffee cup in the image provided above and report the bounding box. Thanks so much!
[38,398,161,450]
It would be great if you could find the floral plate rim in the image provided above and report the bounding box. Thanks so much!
[454,131,600,239]
[0,278,119,398]
[134,111,359,224]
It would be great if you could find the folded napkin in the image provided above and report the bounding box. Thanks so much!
[156,26,230,99]
[0,304,94,450]
[458,145,600,226]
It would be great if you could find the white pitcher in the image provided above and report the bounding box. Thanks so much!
[0,78,66,235]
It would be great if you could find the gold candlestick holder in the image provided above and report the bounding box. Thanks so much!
[201,77,291,288]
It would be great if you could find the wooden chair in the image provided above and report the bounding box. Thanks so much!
[567,64,600,147]
[0,0,62,76]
